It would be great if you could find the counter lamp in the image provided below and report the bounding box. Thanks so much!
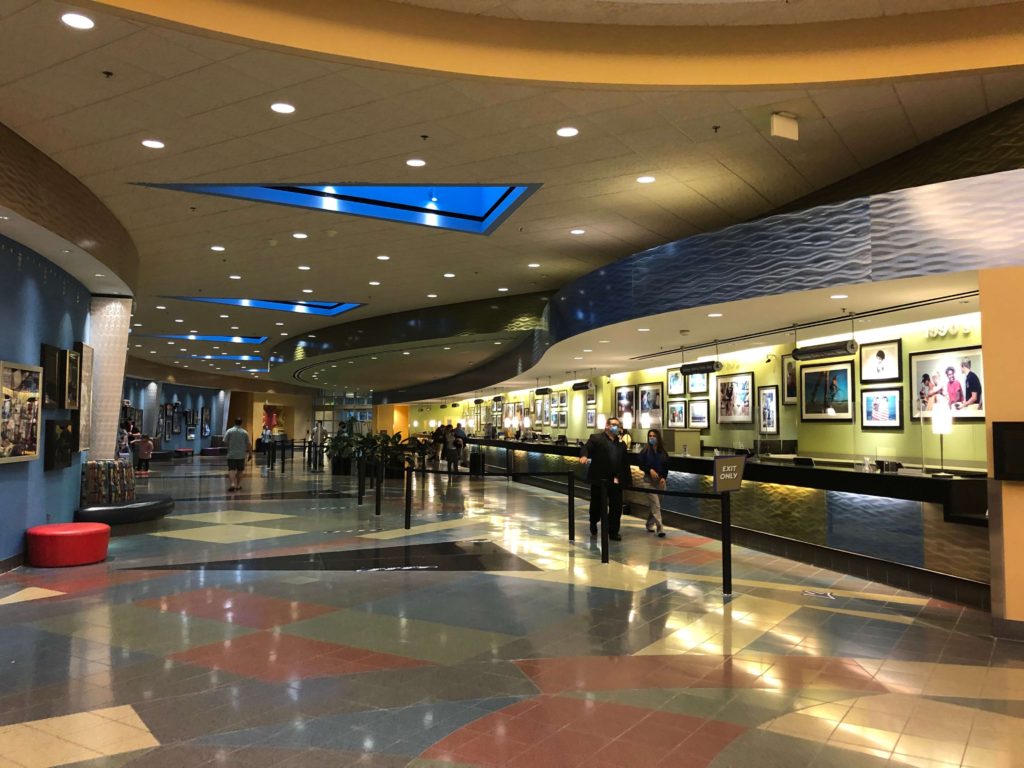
[639,413,652,429]
[596,414,607,430]
[622,412,634,431]
[931,400,954,478]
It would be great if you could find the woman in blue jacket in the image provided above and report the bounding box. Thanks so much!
[639,429,669,537]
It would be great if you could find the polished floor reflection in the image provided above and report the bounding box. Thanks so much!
[0,460,1021,767]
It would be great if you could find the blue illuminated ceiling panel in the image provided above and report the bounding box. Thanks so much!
[139,333,268,344]
[140,183,541,235]
[168,297,362,317]
[189,355,262,361]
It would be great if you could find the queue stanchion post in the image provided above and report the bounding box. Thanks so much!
[567,470,575,542]
[375,458,383,517]
[404,464,413,529]
[721,491,733,596]
[357,456,365,505]
[600,480,609,564]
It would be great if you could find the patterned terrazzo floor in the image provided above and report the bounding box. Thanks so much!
[0,460,1021,768]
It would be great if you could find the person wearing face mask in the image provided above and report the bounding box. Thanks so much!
[579,417,629,540]
[639,429,669,537]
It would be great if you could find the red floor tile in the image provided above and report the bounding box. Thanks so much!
[658,549,722,566]
[137,587,338,628]
[169,630,428,681]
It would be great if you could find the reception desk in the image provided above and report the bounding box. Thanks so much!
[467,438,991,607]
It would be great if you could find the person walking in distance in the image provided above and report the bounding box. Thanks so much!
[639,428,669,537]
[579,416,629,541]
[224,417,252,492]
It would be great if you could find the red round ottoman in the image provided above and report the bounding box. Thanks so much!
[26,523,111,567]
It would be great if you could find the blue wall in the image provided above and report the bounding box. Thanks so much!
[123,378,225,451]
[0,235,91,562]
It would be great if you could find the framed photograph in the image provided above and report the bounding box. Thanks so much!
[39,344,62,409]
[201,406,211,438]
[0,361,43,463]
[44,419,77,470]
[558,411,567,428]
[586,384,596,405]
[801,362,854,421]
[639,382,664,429]
[860,339,903,384]
[688,399,710,430]
[716,372,754,424]
[758,385,779,435]
[186,426,196,441]
[667,369,686,397]
[534,397,542,418]
[781,354,798,405]
[862,388,903,429]
[172,403,182,435]
[542,395,550,426]
[667,401,686,428]
[614,385,636,423]
[558,390,568,408]
[163,403,173,441]
[909,345,984,420]
[75,343,93,451]
[688,373,709,395]
[63,349,81,410]
[586,409,596,428]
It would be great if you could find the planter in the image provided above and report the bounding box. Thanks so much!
[331,457,352,476]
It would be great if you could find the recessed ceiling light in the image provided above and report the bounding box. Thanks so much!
[443,273,455,278]
[497,287,509,293]
[297,265,310,271]
[174,318,184,323]
[830,293,849,300]
[94,273,105,278]
[427,294,438,298]
[599,339,610,344]
[402,351,410,355]
[583,349,592,353]
[494,341,502,345]
[574,356,583,360]
[707,312,723,318]
[212,346,220,350]
[149,350,156,354]
[292,232,308,239]
[210,245,225,252]
[636,175,656,184]
[280,332,288,336]
[368,281,380,286]
[556,127,579,138]
[155,305,166,310]
[230,326,239,330]
[376,255,390,261]
[302,289,313,294]
[61,12,94,29]
[189,329,197,333]
[406,158,426,167]
[637,328,650,332]
[134,344,142,348]
[219,314,229,318]
[371,356,378,360]
[229,274,241,280]
[442,347,451,351]
[570,228,585,235]
[275,322,284,326]
[271,102,296,114]
[527,263,540,268]
[180,348,186,352]
[141,139,165,149]
[308,334,316,338]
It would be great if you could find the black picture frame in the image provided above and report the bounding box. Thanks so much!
[163,403,173,441]
[781,354,798,405]
[75,342,93,451]
[201,406,211,437]
[667,369,686,397]
[614,385,636,423]
[44,419,77,470]
[800,362,855,422]
[172,402,182,434]
[908,345,984,421]
[639,382,664,429]
[859,339,903,384]
[40,344,62,409]
[861,387,904,430]
[688,373,709,395]
[758,385,779,435]
[63,349,80,410]
[688,399,710,430]
[667,401,686,428]
[716,372,754,425]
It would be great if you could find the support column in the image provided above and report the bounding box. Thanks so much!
[979,268,1024,638]
[88,297,132,460]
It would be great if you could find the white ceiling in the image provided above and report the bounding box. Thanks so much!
[1,0,1022,385]
[389,0,1017,26]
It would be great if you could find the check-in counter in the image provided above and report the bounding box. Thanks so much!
[466,438,991,607]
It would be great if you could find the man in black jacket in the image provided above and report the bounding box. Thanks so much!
[579,417,629,541]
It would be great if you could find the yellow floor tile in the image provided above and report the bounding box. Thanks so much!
[829,722,901,753]
[962,744,1021,768]
[181,510,293,524]
[360,517,487,540]
[892,734,967,764]
[150,524,305,543]
[0,588,64,606]
[495,561,671,593]
[763,712,840,742]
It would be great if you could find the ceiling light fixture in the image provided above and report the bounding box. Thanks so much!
[570,228,585,235]
[174,318,184,323]
[271,102,296,114]
[637,328,650,332]
[61,12,94,29]
[830,293,849,300]
[376,255,390,261]
[292,232,308,239]
[707,312,723,318]
[402,351,410,355]
[443,272,455,278]
[297,265,310,271]
[556,127,579,138]
[219,314,229,318]
[229,274,241,280]
[94,273,104,278]
[426,293,438,298]
[141,139,165,149]
[527,263,540,268]
[636,175,656,184]
[406,158,426,167]
[155,305,166,310]
[275,322,284,326]
[368,281,380,286]
[210,245,225,252]
[498,287,509,293]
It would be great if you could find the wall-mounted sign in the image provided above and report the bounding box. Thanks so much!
[713,454,746,493]
[926,323,973,339]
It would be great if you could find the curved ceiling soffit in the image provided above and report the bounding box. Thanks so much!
[0,123,139,292]
[87,0,1024,87]
[268,292,551,383]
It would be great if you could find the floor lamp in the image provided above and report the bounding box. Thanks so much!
[931,400,954,478]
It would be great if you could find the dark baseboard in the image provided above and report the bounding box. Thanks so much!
[0,552,23,574]
[512,472,991,612]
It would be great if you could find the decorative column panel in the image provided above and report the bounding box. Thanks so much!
[89,297,132,460]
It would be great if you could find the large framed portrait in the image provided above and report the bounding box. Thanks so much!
[63,349,81,410]
[39,344,62,409]
[667,369,686,397]
[801,362,854,421]
[688,399,710,429]
[586,384,596,405]
[716,372,753,424]
[862,388,903,429]
[201,406,211,438]
[586,409,596,428]
[0,361,42,463]
[781,354,798,405]
[614,385,636,423]
[639,382,664,429]
[688,373,709,395]
[75,343,93,451]
[44,419,77,471]
[909,345,984,420]
[667,401,686,428]
[860,339,902,384]
[758,385,779,435]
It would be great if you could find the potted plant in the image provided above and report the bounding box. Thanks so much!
[326,431,357,475]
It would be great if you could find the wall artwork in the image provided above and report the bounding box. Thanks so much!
[781,354,798,405]
[586,384,596,405]
[558,411,567,428]
[558,390,568,408]
[801,362,854,422]
[44,419,77,470]
[667,401,686,428]
[39,344,62,409]
[859,339,903,384]
[758,385,779,435]
[172,402,182,435]
[75,342,93,451]
[639,382,664,429]
[163,403,173,441]
[667,369,686,397]
[586,409,596,428]
[688,373,709,395]
[716,372,754,424]
[862,388,904,429]
[909,345,984,420]
[0,361,42,463]
[688,399,710,430]
[186,426,196,441]
[614,385,636,424]
[201,406,211,437]
[63,348,81,410]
